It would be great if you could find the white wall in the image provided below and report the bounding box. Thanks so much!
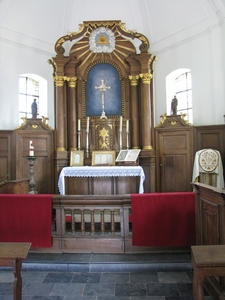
[153,24,225,126]
[0,40,54,130]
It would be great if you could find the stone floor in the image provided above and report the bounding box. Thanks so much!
[0,251,212,299]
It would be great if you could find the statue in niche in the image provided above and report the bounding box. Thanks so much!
[31,99,38,118]
[171,95,178,115]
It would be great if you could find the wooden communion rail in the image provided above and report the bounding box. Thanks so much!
[51,194,137,253]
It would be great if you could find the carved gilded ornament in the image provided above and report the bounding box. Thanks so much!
[15,117,27,129]
[57,147,66,151]
[67,76,78,88]
[55,23,85,54]
[143,146,153,150]
[99,127,110,150]
[89,27,115,53]
[139,73,153,84]
[118,22,149,52]
[42,116,53,130]
[128,75,139,86]
[156,113,192,128]
[53,76,67,87]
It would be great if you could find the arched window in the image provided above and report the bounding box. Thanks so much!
[19,74,47,121]
[19,76,39,119]
[166,69,193,123]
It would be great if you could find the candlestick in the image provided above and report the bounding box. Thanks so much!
[86,132,89,157]
[126,132,129,149]
[29,140,34,156]
[119,131,122,150]
[119,116,123,132]
[86,117,90,133]
[78,119,81,131]
[77,131,81,150]
[126,120,129,132]
[25,156,37,194]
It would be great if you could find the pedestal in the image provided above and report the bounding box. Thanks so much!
[25,156,37,194]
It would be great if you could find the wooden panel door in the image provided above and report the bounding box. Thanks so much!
[156,127,193,192]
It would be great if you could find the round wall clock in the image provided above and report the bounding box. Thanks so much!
[89,27,115,53]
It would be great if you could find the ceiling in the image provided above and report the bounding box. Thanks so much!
[0,0,224,55]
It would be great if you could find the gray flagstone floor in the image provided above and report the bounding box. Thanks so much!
[0,251,213,299]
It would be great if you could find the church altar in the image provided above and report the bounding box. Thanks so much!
[58,166,145,195]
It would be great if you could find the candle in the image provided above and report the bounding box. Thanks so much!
[78,119,81,131]
[86,117,90,133]
[119,116,123,132]
[29,140,34,156]
[126,120,129,132]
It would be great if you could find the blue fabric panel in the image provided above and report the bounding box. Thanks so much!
[86,63,122,117]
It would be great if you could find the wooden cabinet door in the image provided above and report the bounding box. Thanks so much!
[156,127,193,192]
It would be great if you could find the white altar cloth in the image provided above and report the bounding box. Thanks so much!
[58,166,145,195]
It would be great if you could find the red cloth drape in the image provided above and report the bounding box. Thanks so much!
[131,192,196,247]
[0,194,53,248]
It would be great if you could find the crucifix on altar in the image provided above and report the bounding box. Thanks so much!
[95,79,110,119]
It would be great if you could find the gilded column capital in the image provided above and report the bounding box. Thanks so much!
[139,73,153,84]
[128,75,139,86]
[53,75,67,87]
[67,76,78,88]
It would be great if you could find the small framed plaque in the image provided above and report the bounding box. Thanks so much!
[70,150,84,166]
[92,151,116,166]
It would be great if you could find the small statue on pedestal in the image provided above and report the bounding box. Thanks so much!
[31,99,38,118]
[171,95,178,115]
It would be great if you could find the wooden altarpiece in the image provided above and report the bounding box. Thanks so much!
[49,20,157,194]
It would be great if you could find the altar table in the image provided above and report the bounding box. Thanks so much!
[58,166,145,195]
[0,242,31,300]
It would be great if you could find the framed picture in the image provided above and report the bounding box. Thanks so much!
[92,151,116,166]
[70,150,84,166]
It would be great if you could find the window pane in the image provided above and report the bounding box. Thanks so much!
[175,71,192,123]
[19,76,39,119]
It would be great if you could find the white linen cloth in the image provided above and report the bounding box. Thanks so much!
[58,166,145,195]
[192,149,224,189]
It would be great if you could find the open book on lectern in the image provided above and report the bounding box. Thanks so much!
[115,149,141,163]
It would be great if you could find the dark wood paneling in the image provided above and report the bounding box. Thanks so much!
[0,131,13,182]
[192,183,225,299]
[12,130,54,194]
[0,178,29,194]
[66,176,140,195]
